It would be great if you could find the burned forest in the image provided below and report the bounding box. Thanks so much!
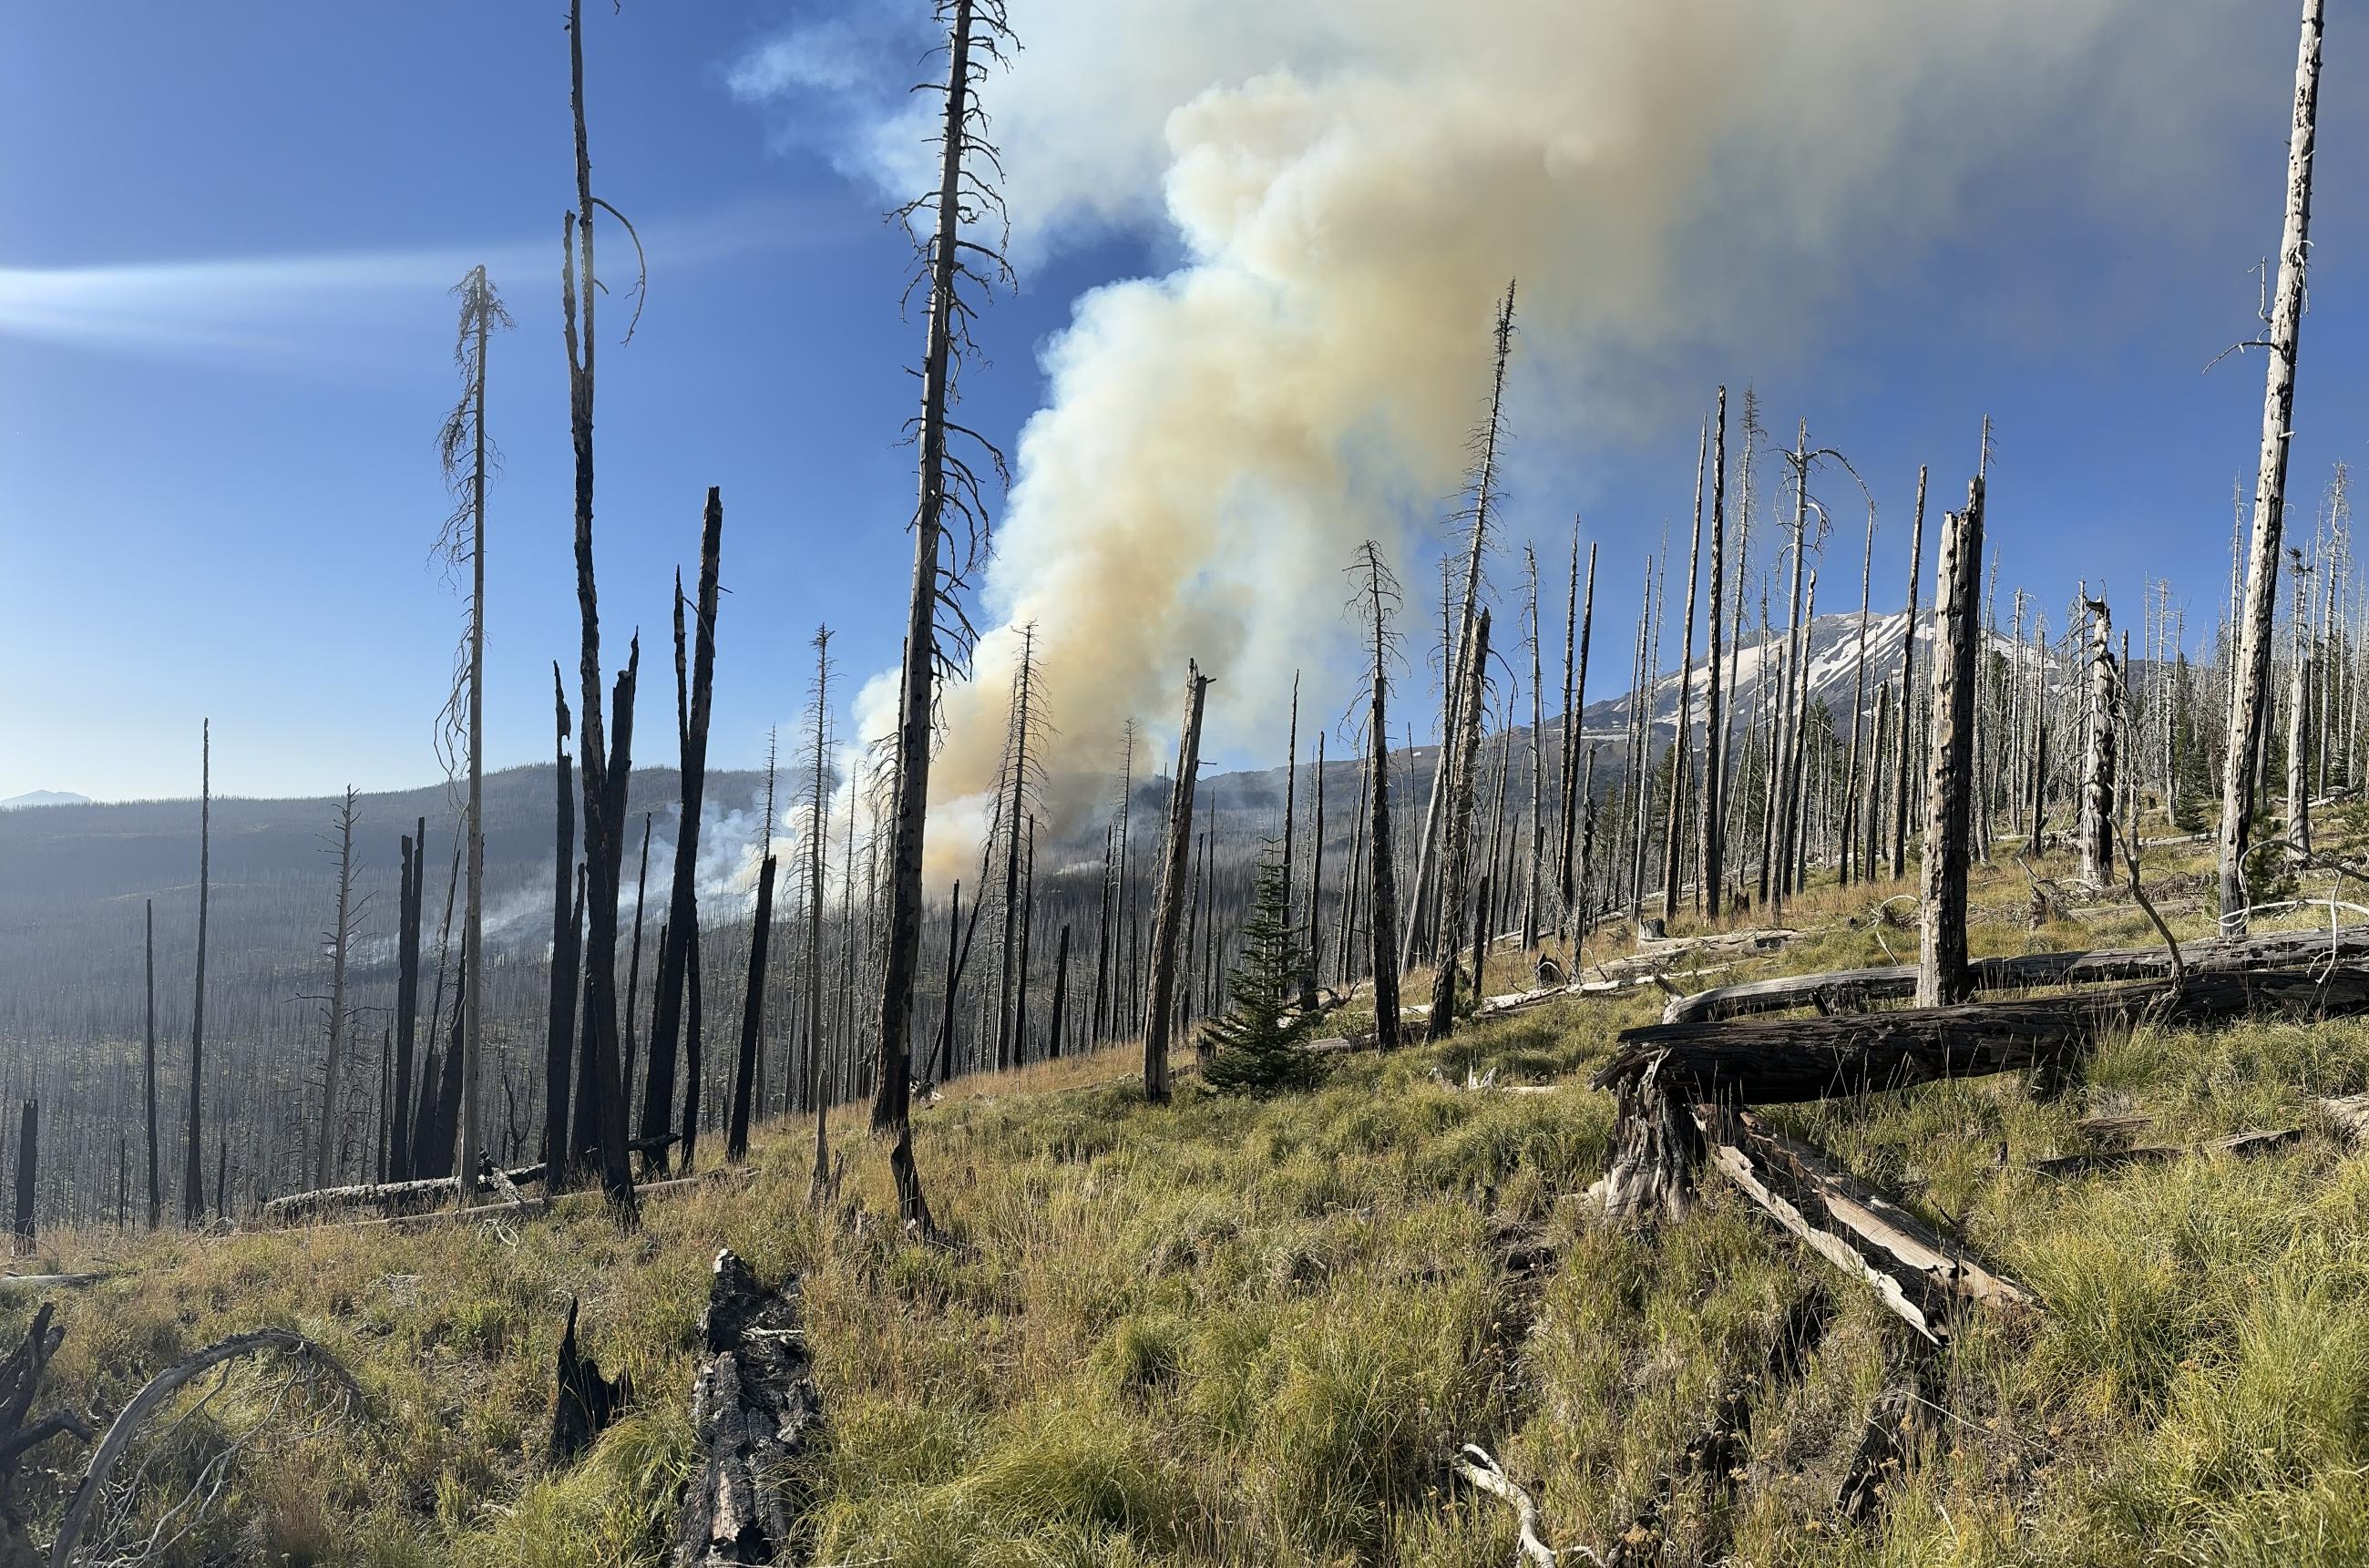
[7,0,2369,1563]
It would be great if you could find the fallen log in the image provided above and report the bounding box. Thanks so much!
[672,1249,819,1567]
[1661,926,2369,1025]
[1697,1108,2033,1344]
[295,1168,745,1235]
[0,1274,108,1294]
[258,1134,681,1225]
[1447,1445,1564,1568]
[1609,967,2369,1106]
[2033,1127,2301,1178]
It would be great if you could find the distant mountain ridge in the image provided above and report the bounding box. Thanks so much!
[0,789,92,810]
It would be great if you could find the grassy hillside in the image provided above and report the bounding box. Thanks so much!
[11,827,2369,1566]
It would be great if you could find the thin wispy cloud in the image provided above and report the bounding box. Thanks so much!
[0,196,839,373]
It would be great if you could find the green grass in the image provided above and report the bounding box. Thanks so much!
[15,832,2369,1564]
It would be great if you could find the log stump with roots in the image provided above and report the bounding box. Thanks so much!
[0,1304,88,1568]
[1586,1057,1703,1225]
[672,1249,820,1568]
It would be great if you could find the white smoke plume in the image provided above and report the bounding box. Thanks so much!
[738,0,2264,880]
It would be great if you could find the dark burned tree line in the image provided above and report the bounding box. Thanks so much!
[4,0,2350,1239]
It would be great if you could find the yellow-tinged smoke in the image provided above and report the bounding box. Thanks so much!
[823,0,2258,883]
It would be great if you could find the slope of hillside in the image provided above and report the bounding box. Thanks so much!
[7,826,2369,1565]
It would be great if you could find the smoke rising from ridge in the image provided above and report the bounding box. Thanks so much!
[737,0,2261,877]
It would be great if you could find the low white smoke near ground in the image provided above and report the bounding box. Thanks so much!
[741,0,2261,883]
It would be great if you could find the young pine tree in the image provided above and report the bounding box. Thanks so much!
[1201,854,1325,1097]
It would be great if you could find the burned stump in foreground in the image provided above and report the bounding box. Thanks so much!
[672,1248,819,1568]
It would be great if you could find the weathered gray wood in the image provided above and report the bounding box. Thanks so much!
[1143,663,1211,1103]
[1698,1107,2033,1344]
[2219,0,2326,933]
[1607,967,2369,1106]
[2079,600,2117,885]
[1664,925,2369,1024]
[672,1250,819,1568]
[2035,1126,2300,1178]
[1918,475,1984,1006]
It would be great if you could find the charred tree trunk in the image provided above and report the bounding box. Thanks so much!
[392,823,425,1182]
[645,501,723,1174]
[9,1104,33,1254]
[622,813,652,1112]
[875,0,1009,1233]
[1359,543,1405,1050]
[1429,610,1493,1040]
[542,673,579,1177]
[1143,663,1212,1104]
[727,856,775,1163]
[313,788,362,1189]
[142,900,159,1229]
[2080,599,2118,884]
[1047,924,1072,1061]
[1664,426,1707,922]
[1560,538,1596,932]
[1892,467,1929,880]
[1700,391,1730,920]
[556,1,645,1213]
[1918,474,1985,1008]
[183,720,210,1230]
[2219,0,2325,934]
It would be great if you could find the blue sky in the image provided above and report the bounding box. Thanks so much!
[3,1,2367,804]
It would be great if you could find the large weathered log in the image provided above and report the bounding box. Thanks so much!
[1662,926,2369,1025]
[1606,967,2369,1106]
[672,1249,819,1568]
[1698,1108,2032,1344]
[257,1133,681,1225]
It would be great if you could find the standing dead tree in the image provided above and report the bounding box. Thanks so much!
[1143,663,1212,1103]
[992,625,1049,1073]
[390,823,425,1183]
[545,671,580,1181]
[2287,548,2315,859]
[795,632,835,1204]
[1918,472,1985,1008]
[183,720,210,1230]
[873,0,1015,1229]
[1350,542,1406,1049]
[644,502,723,1179]
[11,1104,34,1255]
[1699,389,1730,921]
[727,736,779,1165]
[2218,0,2326,934]
[1429,610,1493,1040]
[311,788,364,1189]
[142,900,159,1229]
[557,0,648,1213]
[1663,424,1708,923]
[436,262,508,1208]
[1892,467,1929,880]
[2079,597,2118,885]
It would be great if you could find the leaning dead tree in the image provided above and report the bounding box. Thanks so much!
[1407,282,1516,972]
[1698,390,1730,920]
[1918,473,1984,1008]
[1891,467,1928,880]
[555,0,647,1213]
[2218,0,2326,935]
[726,739,778,1165]
[1143,662,1211,1103]
[873,0,1014,1228]
[1662,422,1707,924]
